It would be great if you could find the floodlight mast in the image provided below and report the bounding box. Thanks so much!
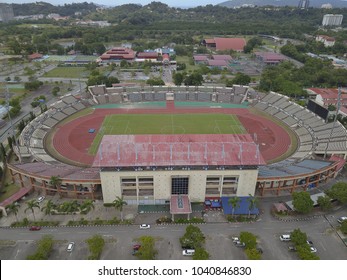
[323,87,341,160]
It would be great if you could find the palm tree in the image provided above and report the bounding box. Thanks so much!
[113,196,127,221]
[41,199,56,216]
[49,175,62,188]
[80,199,95,213]
[247,194,258,218]
[62,200,80,221]
[25,200,40,221]
[6,203,20,222]
[228,196,240,218]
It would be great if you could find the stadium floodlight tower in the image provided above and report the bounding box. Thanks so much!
[323,87,341,160]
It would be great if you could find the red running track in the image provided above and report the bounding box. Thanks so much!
[52,105,292,166]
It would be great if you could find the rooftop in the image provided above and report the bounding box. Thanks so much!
[93,134,265,168]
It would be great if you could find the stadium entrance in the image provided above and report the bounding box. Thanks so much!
[171,176,189,195]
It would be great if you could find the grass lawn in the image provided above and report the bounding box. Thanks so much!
[176,56,198,72]
[89,113,246,154]
[43,67,89,78]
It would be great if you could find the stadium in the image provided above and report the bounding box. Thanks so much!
[5,85,347,215]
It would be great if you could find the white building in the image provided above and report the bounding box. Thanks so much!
[322,14,343,26]
[316,35,335,47]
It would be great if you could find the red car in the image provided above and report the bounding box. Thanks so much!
[133,244,141,250]
[29,226,41,231]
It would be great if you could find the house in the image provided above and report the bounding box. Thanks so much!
[207,59,229,69]
[162,54,170,65]
[316,35,336,47]
[254,52,287,65]
[28,53,43,61]
[307,88,347,107]
[136,52,158,62]
[193,54,209,64]
[202,37,246,52]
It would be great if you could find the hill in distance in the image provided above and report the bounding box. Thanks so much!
[218,0,347,8]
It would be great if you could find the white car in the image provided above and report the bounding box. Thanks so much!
[139,224,150,229]
[337,216,347,224]
[232,237,240,243]
[310,246,317,253]
[279,234,291,241]
[182,249,195,256]
[37,196,45,203]
[67,242,75,252]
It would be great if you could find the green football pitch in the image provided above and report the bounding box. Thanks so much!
[89,113,246,155]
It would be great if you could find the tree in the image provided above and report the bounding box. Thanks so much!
[317,195,332,211]
[49,176,62,191]
[296,244,319,260]
[292,191,314,214]
[0,143,7,163]
[245,248,261,260]
[26,235,54,260]
[136,236,157,260]
[340,220,347,234]
[240,231,257,249]
[230,72,251,86]
[228,196,240,217]
[6,203,20,222]
[113,196,127,221]
[86,234,105,260]
[192,247,209,260]
[173,72,184,85]
[41,199,56,216]
[325,182,347,204]
[180,225,205,249]
[183,72,203,86]
[247,194,258,218]
[80,199,95,213]
[291,228,307,246]
[25,200,40,221]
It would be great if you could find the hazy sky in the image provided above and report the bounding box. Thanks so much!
[2,0,222,8]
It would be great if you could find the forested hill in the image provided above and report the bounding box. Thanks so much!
[12,1,98,16]
[218,0,347,8]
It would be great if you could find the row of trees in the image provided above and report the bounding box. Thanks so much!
[180,225,209,260]
[292,182,347,214]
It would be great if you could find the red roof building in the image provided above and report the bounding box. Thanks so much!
[28,53,43,61]
[203,38,246,52]
[100,48,136,61]
[255,52,288,65]
[308,88,347,107]
[136,52,158,60]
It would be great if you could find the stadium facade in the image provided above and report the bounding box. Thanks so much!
[4,85,347,210]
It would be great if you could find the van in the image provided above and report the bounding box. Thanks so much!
[67,242,75,252]
[280,234,291,241]
[182,249,195,256]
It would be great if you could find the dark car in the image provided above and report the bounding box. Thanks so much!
[29,226,41,231]
[256,247,263,254]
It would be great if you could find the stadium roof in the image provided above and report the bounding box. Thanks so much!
[10,162,100,182]
[93,134,265,168]
[258,159,333,179]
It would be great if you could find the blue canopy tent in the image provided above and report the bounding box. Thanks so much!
[221,196,259,215]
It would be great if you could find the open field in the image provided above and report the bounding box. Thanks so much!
[89,113,246,154]
[43,67,89,78]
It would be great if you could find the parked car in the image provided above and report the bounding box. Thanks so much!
[288,246,297,252]
[337,216,347,224]
[139,224,150,229]
[29,226,41,231]
[37,196,45,203]
[280,234,291,241]
[182,249,195,256]
[67,242,75,252]
[234,241,246,247]
[232,237,240,243]
[310,246,317,253]
[133,244,141,250]
[256,247,263,254]
[306,240,313,246]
